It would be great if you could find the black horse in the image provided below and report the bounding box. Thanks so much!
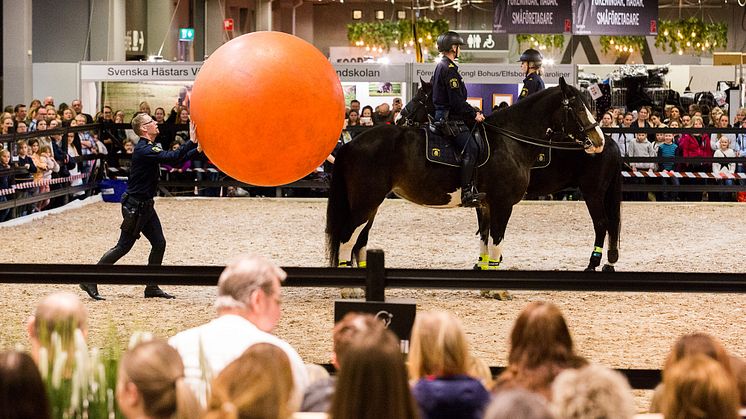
[326,77,621,271]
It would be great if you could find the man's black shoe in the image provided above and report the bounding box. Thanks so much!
[144,286,175,299]
[461,190,486,208]
[79,283,106,301]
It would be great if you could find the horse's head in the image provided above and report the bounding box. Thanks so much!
[555,77,605,154]
[396,78,434,127]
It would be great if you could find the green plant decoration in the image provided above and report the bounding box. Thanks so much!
[347,18,449,57]
[654,18,727,55]
[516,34,565,51]
[599,36,647,55]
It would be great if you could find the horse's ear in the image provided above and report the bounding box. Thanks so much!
[420,76,426,86]
[559,77,570,97]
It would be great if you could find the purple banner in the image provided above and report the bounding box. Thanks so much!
[573,0,658,35]
[493,0,573,34]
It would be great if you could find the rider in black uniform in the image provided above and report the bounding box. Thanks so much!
[518,48,545,101]
[432,31,486,207]
[80,113,201,300]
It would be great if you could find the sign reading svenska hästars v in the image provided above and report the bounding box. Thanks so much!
[493,0,573,34]
[572,0,658,35]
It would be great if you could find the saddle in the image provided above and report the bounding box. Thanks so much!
[423,121,551,169]
[424,123,490,168]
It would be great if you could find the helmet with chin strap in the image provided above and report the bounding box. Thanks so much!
[436,31,466,53]
[519,48,543,65]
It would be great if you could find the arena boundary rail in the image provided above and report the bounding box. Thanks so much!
[3,249,745,390]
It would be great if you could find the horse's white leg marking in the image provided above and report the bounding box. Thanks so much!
[355,246,367,268]
[339,223,366,266]
[488,235,503,269]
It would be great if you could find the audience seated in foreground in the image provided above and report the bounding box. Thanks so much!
[494,301,587,399]
[551,363,635,419]
[169,255,309,407]
[301,313,383,413]
[117,339,201,419]
[205,343,294,419]
[408,310,490,419]
[0,350,51,419]
[483,389,555,419]
[328,326,418,419]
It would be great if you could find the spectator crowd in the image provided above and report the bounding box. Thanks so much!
[1,253,744,419]
[2,94,746,224]
[604,103,746,202]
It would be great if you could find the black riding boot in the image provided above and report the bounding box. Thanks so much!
[460,153,484,207]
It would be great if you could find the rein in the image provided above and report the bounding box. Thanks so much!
[480,121,585,151]
[482,95,599,151]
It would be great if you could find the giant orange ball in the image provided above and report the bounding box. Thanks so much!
[191,31,345,186]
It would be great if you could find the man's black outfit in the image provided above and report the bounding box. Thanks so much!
[80,137,199,300]
[432,55,482,207]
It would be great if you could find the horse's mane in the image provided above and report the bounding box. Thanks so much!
[486,86,563,126]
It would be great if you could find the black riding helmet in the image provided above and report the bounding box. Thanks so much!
[519,48,543,64]
[436,31,466,53]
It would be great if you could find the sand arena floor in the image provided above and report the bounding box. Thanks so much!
[2,197,745,410]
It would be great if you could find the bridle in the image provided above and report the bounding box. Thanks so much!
[548,95,601,150]
[398,90,432,128]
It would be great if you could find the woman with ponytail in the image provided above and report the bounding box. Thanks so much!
[116,339,201,419]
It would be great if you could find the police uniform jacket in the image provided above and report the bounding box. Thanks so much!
[432,56,477,123]
[127,137,199,200]
[519,72,545,100]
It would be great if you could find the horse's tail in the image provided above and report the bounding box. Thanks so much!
[605,158,623,264]
[326,147,351,267]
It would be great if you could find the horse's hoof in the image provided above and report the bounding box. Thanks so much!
[584,266,596,272]
[601,264,615,272]
[480,289,513,300]
[340,288,365,299]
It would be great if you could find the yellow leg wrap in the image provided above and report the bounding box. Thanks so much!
[486,258,501,270]
[477,254,489,270]
[358,260,367,268]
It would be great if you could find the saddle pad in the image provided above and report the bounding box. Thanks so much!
[424,125,490,168]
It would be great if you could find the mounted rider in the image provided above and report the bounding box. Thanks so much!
[518,48,545,100]
[432,31,486,208]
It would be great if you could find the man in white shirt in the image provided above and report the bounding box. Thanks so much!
[169,255,309,408]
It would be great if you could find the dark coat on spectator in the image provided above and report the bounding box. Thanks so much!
[412,375,490,419]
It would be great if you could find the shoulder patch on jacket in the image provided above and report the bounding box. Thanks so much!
[449,78,459,88]
[151,146,162,153]
[448,63,455,68]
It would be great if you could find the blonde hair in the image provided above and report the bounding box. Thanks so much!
[551,364,635,419]
[205,343,294,419]
[468,355,495,390]
[661,354,739,419]
[120,340,201,419]
[408,310,470,380]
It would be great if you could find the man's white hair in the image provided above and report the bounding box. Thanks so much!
[214,255,286,311]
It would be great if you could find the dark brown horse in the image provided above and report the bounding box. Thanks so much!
[327,77,621,271]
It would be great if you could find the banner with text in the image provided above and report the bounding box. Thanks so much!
[572,0,657,35]
[414,63,575,84]
[80,62,203,81]
[333,64,407,82]
[493,0,573,34]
